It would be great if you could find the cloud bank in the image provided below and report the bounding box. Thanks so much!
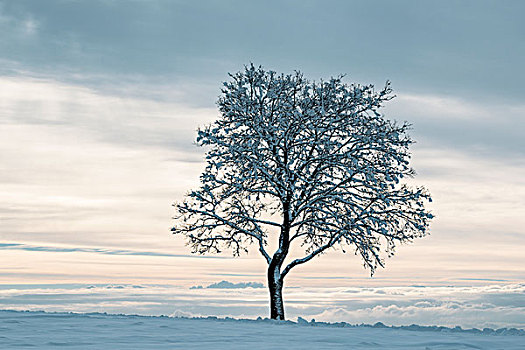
[1,75,523,287]
[0,243,228,259]
[190,281,265,289]
[1,283,523,330]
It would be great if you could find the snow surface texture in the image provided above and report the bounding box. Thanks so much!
[1,310,523,350]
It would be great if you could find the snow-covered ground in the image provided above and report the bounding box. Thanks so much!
[1,310,523,349]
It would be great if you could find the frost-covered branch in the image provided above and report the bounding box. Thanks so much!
[172,64,433,285]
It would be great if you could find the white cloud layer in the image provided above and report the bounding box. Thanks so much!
[1,283,523,329]
[0,76,523,288]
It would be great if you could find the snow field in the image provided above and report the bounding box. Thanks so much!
[1,310,523,350]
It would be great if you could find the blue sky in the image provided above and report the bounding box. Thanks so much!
[0,0,524,293]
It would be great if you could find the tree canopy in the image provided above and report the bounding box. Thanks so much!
[172,64,433,319]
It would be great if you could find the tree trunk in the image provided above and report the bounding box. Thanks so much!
[267,198,291,320]
[268,265,285,320]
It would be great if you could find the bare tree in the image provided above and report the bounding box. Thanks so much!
[172,64,433,320]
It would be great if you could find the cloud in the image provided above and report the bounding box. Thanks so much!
[0,76,216,151]
[283,284,525,329]
[385,92,525,161]
[21,17,37,35]
[0,76,216,253]
[1,283,523,329]
[190,281,265,289]
[0,5,38,38]
[310,301,525,330]
[2,1,525,103]
[0,76,524,287]
[7,73,523,164]
[0,242,230,259]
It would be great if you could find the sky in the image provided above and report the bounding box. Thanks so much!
[0,0,524,322]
